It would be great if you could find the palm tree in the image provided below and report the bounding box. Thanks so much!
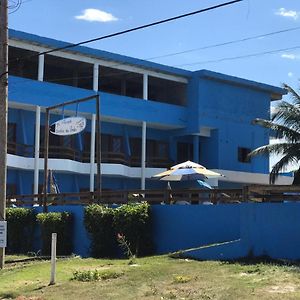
[250,83,300,184]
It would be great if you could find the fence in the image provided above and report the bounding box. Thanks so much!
[6,185,300,207]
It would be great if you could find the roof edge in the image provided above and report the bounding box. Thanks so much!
[195,69,287,100]
[9,29,192,78]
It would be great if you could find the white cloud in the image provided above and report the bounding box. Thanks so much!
[288,72,294,78]
[275,8,299,20]
[75,8,118,22]
[281,53,300,60]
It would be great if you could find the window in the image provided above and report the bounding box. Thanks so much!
[238,147,251,163]
[130,138,141,157]
[8,46,38,79]
[99,66,143,98]
[147,140,168,158]
[148,76,187,106]
[177,142,193,162]
[44,55,93,89]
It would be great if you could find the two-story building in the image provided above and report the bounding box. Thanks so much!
[6,29,291,196]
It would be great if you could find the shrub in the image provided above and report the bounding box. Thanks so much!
[6,208,35,254]
[84,204,116,258]
[71,269,123,282]
[36,212,73,255]
[113,202,153,257]
[84,202,153,258]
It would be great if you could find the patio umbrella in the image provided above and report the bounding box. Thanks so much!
[152,160,223,181]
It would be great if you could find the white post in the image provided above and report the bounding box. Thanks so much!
[141,121,146,190]
[49,233,57,285]
[38,54,44,82]
[143,74,148,100]
[141,74,148,190]
[93,64,99,92]
[34,106,40,199]
[90,114,96,192]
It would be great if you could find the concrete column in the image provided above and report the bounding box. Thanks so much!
[193,135,199,163]
[38,54,44,81]
[143,74,148,100]
[93,64,99,92]
[141,121,147,190]
[34,106,41,196]
[90,114,96,192]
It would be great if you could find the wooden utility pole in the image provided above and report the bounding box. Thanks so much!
[0,0,8,269]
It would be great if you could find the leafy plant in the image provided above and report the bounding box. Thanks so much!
[113,202,153,257]
[36,212,73,255]
[84,204,116,258]
[84,202,153,258]
[6,208,35,254]
[173,275,192,284]
[117,233,136,264]
[71,269,123,282]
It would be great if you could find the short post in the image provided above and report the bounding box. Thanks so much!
[49,233,57,285]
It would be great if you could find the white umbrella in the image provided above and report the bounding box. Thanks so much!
[152,160,223,181]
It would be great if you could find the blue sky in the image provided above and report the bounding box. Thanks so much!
[9,0,300,89]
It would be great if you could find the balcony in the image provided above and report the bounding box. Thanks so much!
[8,142,172,168]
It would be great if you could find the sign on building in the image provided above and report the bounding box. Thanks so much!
[0,221,7,248]
[50,117,86,136]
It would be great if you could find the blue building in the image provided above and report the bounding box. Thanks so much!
[6,29,291,196]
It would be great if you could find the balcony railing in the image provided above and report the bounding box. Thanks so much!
[7,142,172,168]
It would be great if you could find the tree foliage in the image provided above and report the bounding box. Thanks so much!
[250,83,300,184]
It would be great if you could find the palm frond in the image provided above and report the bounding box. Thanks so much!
[282,83,300,106]
[270,154,299,184]
[252,118,300,142]
[249,142,300,158]
[272,101,300,131]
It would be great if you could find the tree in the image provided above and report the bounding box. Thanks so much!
[250,83,300,184]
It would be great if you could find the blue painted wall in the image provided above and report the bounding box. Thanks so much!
[186,203,300,261]
[151,205,240,254]
[22,203,300,261]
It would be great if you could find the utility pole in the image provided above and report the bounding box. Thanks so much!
[0,0,8,269]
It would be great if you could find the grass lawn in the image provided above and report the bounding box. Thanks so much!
[1,256,300,299]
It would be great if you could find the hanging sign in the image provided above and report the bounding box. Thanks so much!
[50,117,86,136]
[0,221,7,248]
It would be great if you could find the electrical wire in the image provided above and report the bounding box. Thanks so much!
[8,0,243,64]
[147,26,300,61]
[174,45,300,67]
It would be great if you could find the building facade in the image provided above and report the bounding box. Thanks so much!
[6,29,291,196]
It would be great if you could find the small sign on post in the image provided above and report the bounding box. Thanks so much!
[49,233,57,285]
[0,221,7,248]
[50,117,86,136]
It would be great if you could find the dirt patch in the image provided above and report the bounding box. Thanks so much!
[266,285,296,294]
[16,296,43,300]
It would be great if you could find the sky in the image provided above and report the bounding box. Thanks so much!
[8,0,300,93]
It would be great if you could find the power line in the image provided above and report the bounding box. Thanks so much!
[8,0,243,64]
[147,25,300,61]
[175,45,300,67]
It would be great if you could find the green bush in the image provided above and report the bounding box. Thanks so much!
[71,269,123,282]
[6,208,35,254]
[36,212,73,255]
[114,202,153,257]
[84,204,116,258]
[84,202,153,258]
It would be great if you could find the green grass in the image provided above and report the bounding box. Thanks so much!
[1,256,300,299]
